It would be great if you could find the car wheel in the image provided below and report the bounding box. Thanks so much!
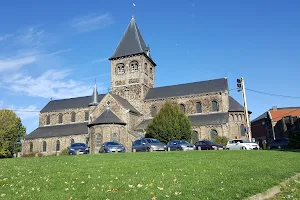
[241,146,247,150]
[148,147,153,152]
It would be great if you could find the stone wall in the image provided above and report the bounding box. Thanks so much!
[39,108,89,127]
[142,91,229,118]
[22,134,88,156]
[110,54,155,112]
[228,111,248,139]
[89,124,132,153]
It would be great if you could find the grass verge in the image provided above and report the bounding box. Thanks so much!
[0,151,299,200]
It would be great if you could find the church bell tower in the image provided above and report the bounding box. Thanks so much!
[108,16,156,111]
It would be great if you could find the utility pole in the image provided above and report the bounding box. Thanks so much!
[237,78,252,141]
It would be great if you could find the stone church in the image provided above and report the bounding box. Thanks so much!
[22,16,249,155]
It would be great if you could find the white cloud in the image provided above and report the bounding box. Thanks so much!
[91,58,108,64]
[15,26,45,48]
[0,34,13,42]
[71,13,114,33]
[0,56,36,72]
[3,69,104,99]
[13,105,39,120]
[47,48,72,56]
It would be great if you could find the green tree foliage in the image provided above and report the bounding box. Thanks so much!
[288,131,300,149]
[211,135,229,146]
[0,109,26,158]
[145,101,192,144]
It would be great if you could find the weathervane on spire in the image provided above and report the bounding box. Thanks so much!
[132,3,136,19]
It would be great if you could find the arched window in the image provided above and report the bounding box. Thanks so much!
[71,112,76,122]
[70,138,75,144]
[116,63,125,74]
[196,102,202,113]
[145,63,148,74]
[46,115,50,125]
[151,105,157,117]
[42,141,47,152]
[180,104,185,113]
[191,131,199,144]
[29,142,33,152]
[85,137,89,145]
[240,124,246,136]
[130,61,139,72]
[56,140,60,152]
[150,67,153,75]
[112,133,120,142]
[84,111,89,121]
[212,101,218,112]
[210,129,218,138]
[58,113,63,124]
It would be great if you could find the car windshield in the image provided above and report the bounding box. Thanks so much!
[146,138,160,143]
[107,142,120,146]
[71,143,86,148]
[242,140,251,143]
[206,141,217,145]
[178,140,190,144]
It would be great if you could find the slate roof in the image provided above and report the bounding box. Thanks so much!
[252,112,268,123]
[110,93,141,115]
[40,94,106,113]
[109,17,147,59]
[135,112,229,131]
[88,109,126,127]
[144,78,228,100]
[189,113,229,126]
[25,123,88,139]
[228,96,244,112]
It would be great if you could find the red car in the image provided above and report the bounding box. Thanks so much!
[194,140,225,150]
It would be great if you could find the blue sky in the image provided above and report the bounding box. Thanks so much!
[0,0,299,134]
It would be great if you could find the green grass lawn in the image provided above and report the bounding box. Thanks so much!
[0,151,300,200]
[271,177,300,200]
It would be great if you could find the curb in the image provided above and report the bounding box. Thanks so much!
[247,173,300,200]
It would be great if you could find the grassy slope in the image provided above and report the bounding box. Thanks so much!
[271,177,300,199]
[0,151,299,200]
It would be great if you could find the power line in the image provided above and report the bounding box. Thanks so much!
[246,88,300,99]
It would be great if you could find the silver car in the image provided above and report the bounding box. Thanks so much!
[132,138,166,152]
[166,140,195,151]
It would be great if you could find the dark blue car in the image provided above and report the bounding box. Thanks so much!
[270,138,289,149]
[68,143,89,155]
[99,142,126,153]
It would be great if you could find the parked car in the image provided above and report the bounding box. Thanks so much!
[166,140,195,151]
[132,138,166,152]
[194,140,224,150]
[226,139,259,150]
[270,138,289,149]
[99,141,126,153]
[68,143,89,155]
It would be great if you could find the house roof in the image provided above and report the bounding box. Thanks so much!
[40,94,106,113]
[88,109,126,127]
[251,107,300,123]
[109,17,154,64]
[24,123,88,139]
[144,78,228,100]
[135,112,228,131]
[110,93,141,115]
[269,108,300,122]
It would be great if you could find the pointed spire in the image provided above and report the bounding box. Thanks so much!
[89,84,99,106]
[109,16,147,60]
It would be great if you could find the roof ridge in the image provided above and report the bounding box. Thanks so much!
[132,18,143,52]
[50,93,105,102]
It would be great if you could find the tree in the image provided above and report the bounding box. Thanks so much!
[288,131,300,149]
[145,101,192,144]
[0,109,26,158]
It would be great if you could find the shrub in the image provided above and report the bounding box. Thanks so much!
[61,149,69,155]
[22,152,43,158]
[288,131,300,149]
[211,135,229,146]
